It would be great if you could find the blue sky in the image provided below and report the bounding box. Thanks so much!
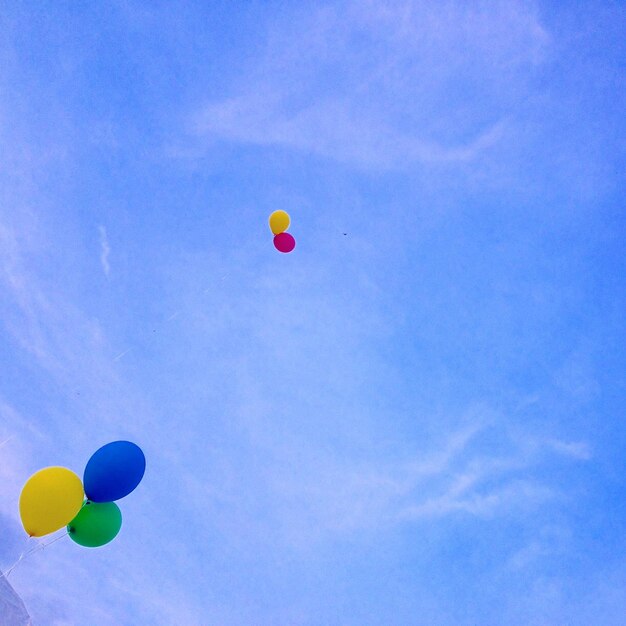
[0,1,625,624]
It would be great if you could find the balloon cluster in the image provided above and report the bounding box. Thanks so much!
[269,210,296,253]
[19,441,145,548]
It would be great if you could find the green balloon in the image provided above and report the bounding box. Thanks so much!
[67,501,122,548]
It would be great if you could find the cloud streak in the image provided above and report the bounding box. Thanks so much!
[98,225,111,277]
[191,0,548,168]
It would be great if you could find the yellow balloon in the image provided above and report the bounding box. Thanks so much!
[269,210,290,235]
[19,467,84,537]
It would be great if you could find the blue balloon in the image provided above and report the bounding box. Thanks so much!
[84,441,146,503]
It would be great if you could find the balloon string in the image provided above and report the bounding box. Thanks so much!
[2,536,35,578]
[3,532,68,578]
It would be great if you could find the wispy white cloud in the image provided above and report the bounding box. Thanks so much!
[547,439,591,461]
[507,525,572,571]
[181,405,590,554]
[98,225,111,278]
[190,0,549,168]
[195,94,507,168]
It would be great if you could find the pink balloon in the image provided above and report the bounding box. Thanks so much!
[273,232,296,253]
